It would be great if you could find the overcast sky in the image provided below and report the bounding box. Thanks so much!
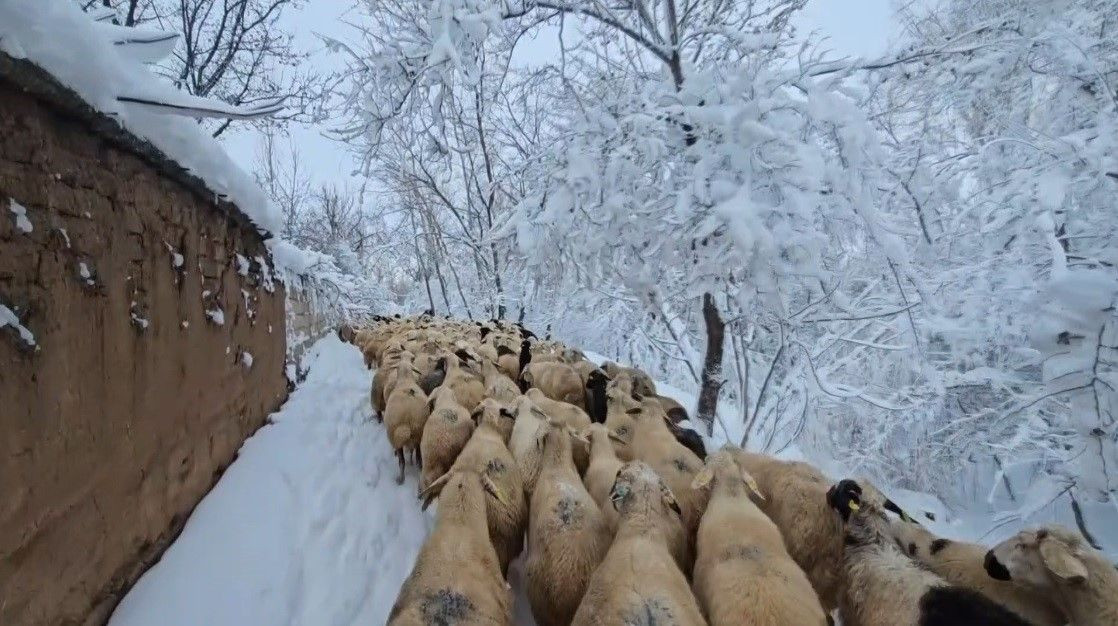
[222,0,898,201]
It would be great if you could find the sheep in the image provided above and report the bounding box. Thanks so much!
[655,394,689,423]
[496,341,527,381]
[526,387,591,472]
[383,359,431,484]
[691,449,827,626]
[495,344,519,379]
[526,422,611,626]
[827,479,1031,626]
[605,401,706,552]
[985,525,1118,626]
[481,359,521,404]
[600,361,656,397]
[470,398,517,443]
[571,461,705,626]
[886,520,1065,625]
[422,407,526,577]
[418,354,448,396]
[388,470,513,624]
[440,352,486,412]
[581,423,689,573]
[725,448,909,614]
[570,359,599,388]
[520,361,584,406]
[584,369,609,424]
[370,346,406,420]
[581,423,625,533]
[337,323,356,344]
[508,395,550,494]
[665,419,707,461]
[419,386,476,492]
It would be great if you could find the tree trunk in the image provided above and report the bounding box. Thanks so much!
[696,292,725,429]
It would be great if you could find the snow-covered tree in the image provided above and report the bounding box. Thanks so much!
[862,0,1117,537]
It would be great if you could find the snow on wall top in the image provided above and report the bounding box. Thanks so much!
[0,0,282,235]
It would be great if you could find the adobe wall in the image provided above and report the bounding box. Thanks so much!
[0,65,289,625]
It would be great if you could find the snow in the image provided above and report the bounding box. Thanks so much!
[241,351,254,369]
[0,0,281,234]
[110,335,434,625]
[8,198,32,232]
[0,303,36,346]
[79,262,93,285]
[205,308,225,326]
[57,227,71,248]
[235,253,251,277]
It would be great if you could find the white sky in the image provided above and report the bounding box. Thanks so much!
[222,0,897,199]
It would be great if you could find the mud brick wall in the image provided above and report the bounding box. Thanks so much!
[0,60,289,625]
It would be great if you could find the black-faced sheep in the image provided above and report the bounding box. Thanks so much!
[985,525,1118,626]
[691,449,827,626]
[887,520,1065,625]
[828,479,1031,626]
[584,369,609,424]
[571,461,705,626]
[726,448,908,614]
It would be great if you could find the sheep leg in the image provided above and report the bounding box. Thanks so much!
[396,449,406,485]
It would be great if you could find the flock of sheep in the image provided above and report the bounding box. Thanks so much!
[342,315,1117,626]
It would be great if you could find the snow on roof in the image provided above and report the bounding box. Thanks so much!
[0,0,282,235]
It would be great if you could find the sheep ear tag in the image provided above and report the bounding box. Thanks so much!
[1039,540,1088,583]
[690,467,714,491]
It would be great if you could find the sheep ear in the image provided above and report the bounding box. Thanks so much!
[1040,539,1088,583]
[660,482,682,516]
[567,426,590,446]
[625,407,642,415]
[420,472,451,510]
[607,429,626,444]
[691,467,714,491]
[740,470,766,501]
[481,474,509,508]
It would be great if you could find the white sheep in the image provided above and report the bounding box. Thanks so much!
[985,525,1118,626]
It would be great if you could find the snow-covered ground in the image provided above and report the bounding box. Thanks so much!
[112,334,541,625]
[111,335,432,624]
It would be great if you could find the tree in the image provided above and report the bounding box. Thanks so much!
[863,0,1117,527]
[81,0,331,136]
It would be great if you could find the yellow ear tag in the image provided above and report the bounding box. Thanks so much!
[848,501,860,511]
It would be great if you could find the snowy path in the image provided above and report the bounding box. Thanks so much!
[111,335,494,625]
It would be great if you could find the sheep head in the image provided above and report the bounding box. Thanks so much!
[609,461,681,517]
[420,470,509,512]
[985,527,1090,588]
[690,450,764,500]
[828,478,899,550]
